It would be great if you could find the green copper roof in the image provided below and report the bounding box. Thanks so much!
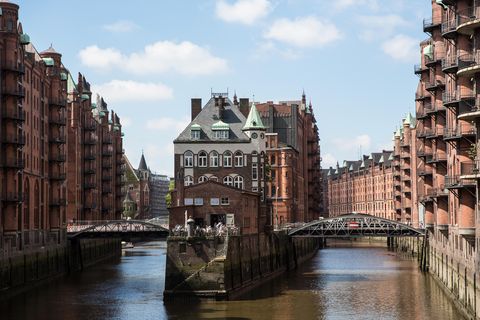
[436,0,447,9]
[423,44,433,60]
[212,120,230,130]
[394,127,401,138]
[243,102,266,131]
[42,57,54,67]
[20,33,30,45]
[99,111,106,117]
[81,94,90,100]
[67,72,78,94]
[60,72,67,81]
[191,124,201,130]
[91,102,97,109]
[404,112,416,129]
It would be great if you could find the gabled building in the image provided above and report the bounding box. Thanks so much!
[169,92,268,233]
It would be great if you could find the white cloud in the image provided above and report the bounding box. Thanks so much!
[103,20,139,33]
[332,134,372,153]
[92,80,173,103]
[357,14,409,41]
[216,0,272,25]
[78,41,228,76]
[322,153,337,168]
[381,34,418,62]
[264,17,342,48]
[252,41,302,60]
[146,117,190,134]
[334,0,379,11]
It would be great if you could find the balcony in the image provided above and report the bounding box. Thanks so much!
[49,114,66,126]
[50,172,66,181]
[49,198,66,207]
[442,92,460,107]
[85,167,96,175]
[2,158,24,169]
[49,154,66,163]
[458,99,480,121]
[456,6,480,35]
[441,55,458,73]
[425,51,442,67]
[459,160,480,179]
[2,85,25,97]
[418,167,433,177]
[423,17,441,33]
[416,110,428,119]
[425,79,445,92]
[426,154,447,164]
[2,108,25,121]
[1,192,22,202]
[441,19,457,38]
[84,122,96,131]
[103,136,113,144]
[84,154,96,161]
[102,149,113,157]
[49,135,66,144]
[416,129,429,138]
[49,98,67,107]
[414,64,428,75]
[102,161,112,169]
[84,182,96,189]
[2,133,25,145]
[415,93,428,101]
[102,187,112,194]
[84,137,97,145]
[400,151,410,159]
[443,125,476,141]
[445,175,476,189]
[457,51,480,77]
[426,127,444,139]
[3,61,25,74]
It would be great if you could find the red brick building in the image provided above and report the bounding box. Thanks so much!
[255,92,322,224]
[0,2,124,259]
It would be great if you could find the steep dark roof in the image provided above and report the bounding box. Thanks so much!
[40,45,60,55]
[174,97,250,143]
[138,153,148,171]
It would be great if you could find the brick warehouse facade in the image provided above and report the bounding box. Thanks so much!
[169,92,270,232]
[0,2,124,259]
[255,92,323,224]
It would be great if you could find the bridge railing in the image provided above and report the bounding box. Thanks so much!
[67,219,169,234]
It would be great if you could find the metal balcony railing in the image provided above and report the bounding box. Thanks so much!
[441,18,457,37]
[49,135,66,144]
[457,6,480,28]
[2,108,25,121]
[458,51,480,74]
[444,125,476,139]
[49,114,66,126]
[3,133,25,145]
[49,98,67,107]
[445,175,476,188]
[3,61,25,74]
[49,154,66,162]
[3,85,25,97]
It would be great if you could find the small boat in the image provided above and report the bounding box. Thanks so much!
[121,241,134,249]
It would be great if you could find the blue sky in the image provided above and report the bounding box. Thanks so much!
[15,0,430,175]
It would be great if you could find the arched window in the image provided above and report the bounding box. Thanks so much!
[234,151,243,167]
[198,151,207,167]
[210,151,219,167]
[184,175,193,186]
[199,176,208,183]
[184,151,193,167]
[223,151,232,167]
[223,176,233,186]
[210,176,218,182]
[234,176,244,189]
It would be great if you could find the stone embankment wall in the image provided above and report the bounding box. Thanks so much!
[396,235,478,320]
[0,238,120,298]
[164,232,319,300]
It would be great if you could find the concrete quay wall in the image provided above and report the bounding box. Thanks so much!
[0,238,121,299]
[164,232,320,300]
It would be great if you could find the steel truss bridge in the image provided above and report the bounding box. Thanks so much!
[67,220,169,239]
[287,213,425,238]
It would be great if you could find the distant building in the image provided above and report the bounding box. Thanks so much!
[123,153,169,219]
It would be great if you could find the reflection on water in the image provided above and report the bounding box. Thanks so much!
[0,240,466,320]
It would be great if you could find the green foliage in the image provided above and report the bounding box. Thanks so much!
[468,143,477,160]
[165,180,175,208]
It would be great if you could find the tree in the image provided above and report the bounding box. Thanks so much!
[165,180,175,208]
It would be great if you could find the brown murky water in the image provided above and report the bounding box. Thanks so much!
[0,240,466,320]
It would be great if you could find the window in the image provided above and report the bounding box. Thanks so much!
[214,130,229,139]
[221,197,229,205]
[252,163,258,181]
[223,176,233,186]
[234,151,243,167]
[184,198,193,205]
[270,155,276,165]
[184,175,193,186]
[191,130,200,140]
[184,151,193,167]
[223,151,232,167]
[194,198,204,206]
[210,176,219,182]
[210,151,219,167]
[234,176,244,189]
[198,176,208,183]
[210,198,220,205]
[198,151,207,167]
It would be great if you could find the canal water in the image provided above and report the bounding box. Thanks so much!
[0,240,466,320]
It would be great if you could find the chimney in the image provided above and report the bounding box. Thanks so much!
[239,98,250,118]
[191,98,202,121]
[214,96,226,120]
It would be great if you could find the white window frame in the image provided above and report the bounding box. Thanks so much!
[184,151,193,167]
[210,151,219,167]
[252,163,258,181]
[210,198,220,206]
[223,151,232,167]
[221,197,229,205]
[184,175,193,186]
[234,176,244,189]
[198,176,208,183]
[191,130,200,140]
[198,151,207,167]
[234,152,243,167]
[223,176,233,186]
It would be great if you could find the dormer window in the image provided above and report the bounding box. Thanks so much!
[191,124,201,140]
[212,120,230,140]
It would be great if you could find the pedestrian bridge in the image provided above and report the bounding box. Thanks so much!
[287,213,425,238]
[67,220,169,239]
